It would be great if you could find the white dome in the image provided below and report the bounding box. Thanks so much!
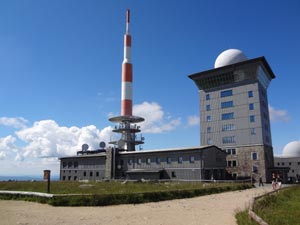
[282,141,300,157]
[214,49,248,68]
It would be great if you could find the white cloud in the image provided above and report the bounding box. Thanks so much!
[0,117,28,129]
[269,105,290,122]
[0,151,6,160]
[0,135,18,152]
[187,115,200,126]
[15,120,114,158]
[133,101,181,133]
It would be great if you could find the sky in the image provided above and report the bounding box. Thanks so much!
[0,0,299,177]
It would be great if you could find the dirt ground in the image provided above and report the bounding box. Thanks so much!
[0,186,271,225]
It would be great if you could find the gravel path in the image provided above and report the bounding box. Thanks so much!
[0,186,272,225]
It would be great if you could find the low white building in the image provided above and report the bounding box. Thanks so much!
[274,141,300,183]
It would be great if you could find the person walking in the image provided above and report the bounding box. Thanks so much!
[259,175,264,187]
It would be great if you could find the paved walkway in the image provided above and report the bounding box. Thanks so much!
[0,186,274,225]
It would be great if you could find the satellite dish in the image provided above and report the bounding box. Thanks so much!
[99,141,106,149]
[82,144,89,151]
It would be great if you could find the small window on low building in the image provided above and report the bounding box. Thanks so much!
[156,157,161,164]
[138,158,142,165]
[178,156,183,164]
[90,172,93,177]
[96,172,99,177]
[171,171,176,178]
[147,158,151,164]
[83,171,86,176]
[63,162,67,168]
[74,161,78,168]
[74,176,77,181]
[167,157,172,164]
[128,159,133,165]
[68,161,72,168]
[190,156,195,163]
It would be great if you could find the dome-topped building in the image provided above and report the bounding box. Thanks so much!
[282,141,300,157]
[214,49,248,68]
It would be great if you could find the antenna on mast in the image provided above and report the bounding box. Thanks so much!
[126,9,130,34]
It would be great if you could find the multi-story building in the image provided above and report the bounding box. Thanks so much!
[59,146,227,181]
[189,49,275,182]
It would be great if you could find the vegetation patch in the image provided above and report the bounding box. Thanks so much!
[236,186,300,225]
[0,181,252,206]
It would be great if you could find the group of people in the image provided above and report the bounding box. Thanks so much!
[271,173,282,190]
[258,173,283,190]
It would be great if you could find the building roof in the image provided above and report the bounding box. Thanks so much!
[59,152,106,160]
[118,145,224,155]
[188,57,276,91]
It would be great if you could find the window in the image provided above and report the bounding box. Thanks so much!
[207,127,211,133]
[206,105,211,111]
[68,161,72,168]
[63,162,67,168]
[282,162,285,166]
[277,162,280,166]
[232,160,237,167]
[137,158,142,165]
[221,101,233,108]
[156,157,161,164]
[74,161,78,168]
[90,172,93,176]
[178,156,183,164]
[167,157,172,164]
[249,103,254,110]
[250,115,255,123]
[221,90,233,97]
[128,159,133,165]
[226,148,236,155]
[207,115,211,122]
[207,138,212,145]
[251,128,256,135]
[289,162,292,166]
[227,160,237,167]
[147,158,151,164]
[252,152,258,160]
[190,156,195,163]
[83,171,86,176]
[222,124,235,131]
[248,91,253,98]
[206,94,210,100]
[222,136,235,144]
[96,172,99,177]
[74,176,77,181]
[252,165,258,173]
[222,113,234,120]
[171,171,176,178]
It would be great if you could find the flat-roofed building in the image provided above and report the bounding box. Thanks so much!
[189,49,275,182]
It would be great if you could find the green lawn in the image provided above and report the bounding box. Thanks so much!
[0,180,252,206]
[236,186,300,225]
[0,180,244,194]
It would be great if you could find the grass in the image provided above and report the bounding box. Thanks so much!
[236,186,300,225]
[0,180,252,206]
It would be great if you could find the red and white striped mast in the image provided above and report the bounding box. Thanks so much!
[121,9,132,116]
[109,9,145,151]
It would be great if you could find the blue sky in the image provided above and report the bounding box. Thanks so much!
[0,0,299,176]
